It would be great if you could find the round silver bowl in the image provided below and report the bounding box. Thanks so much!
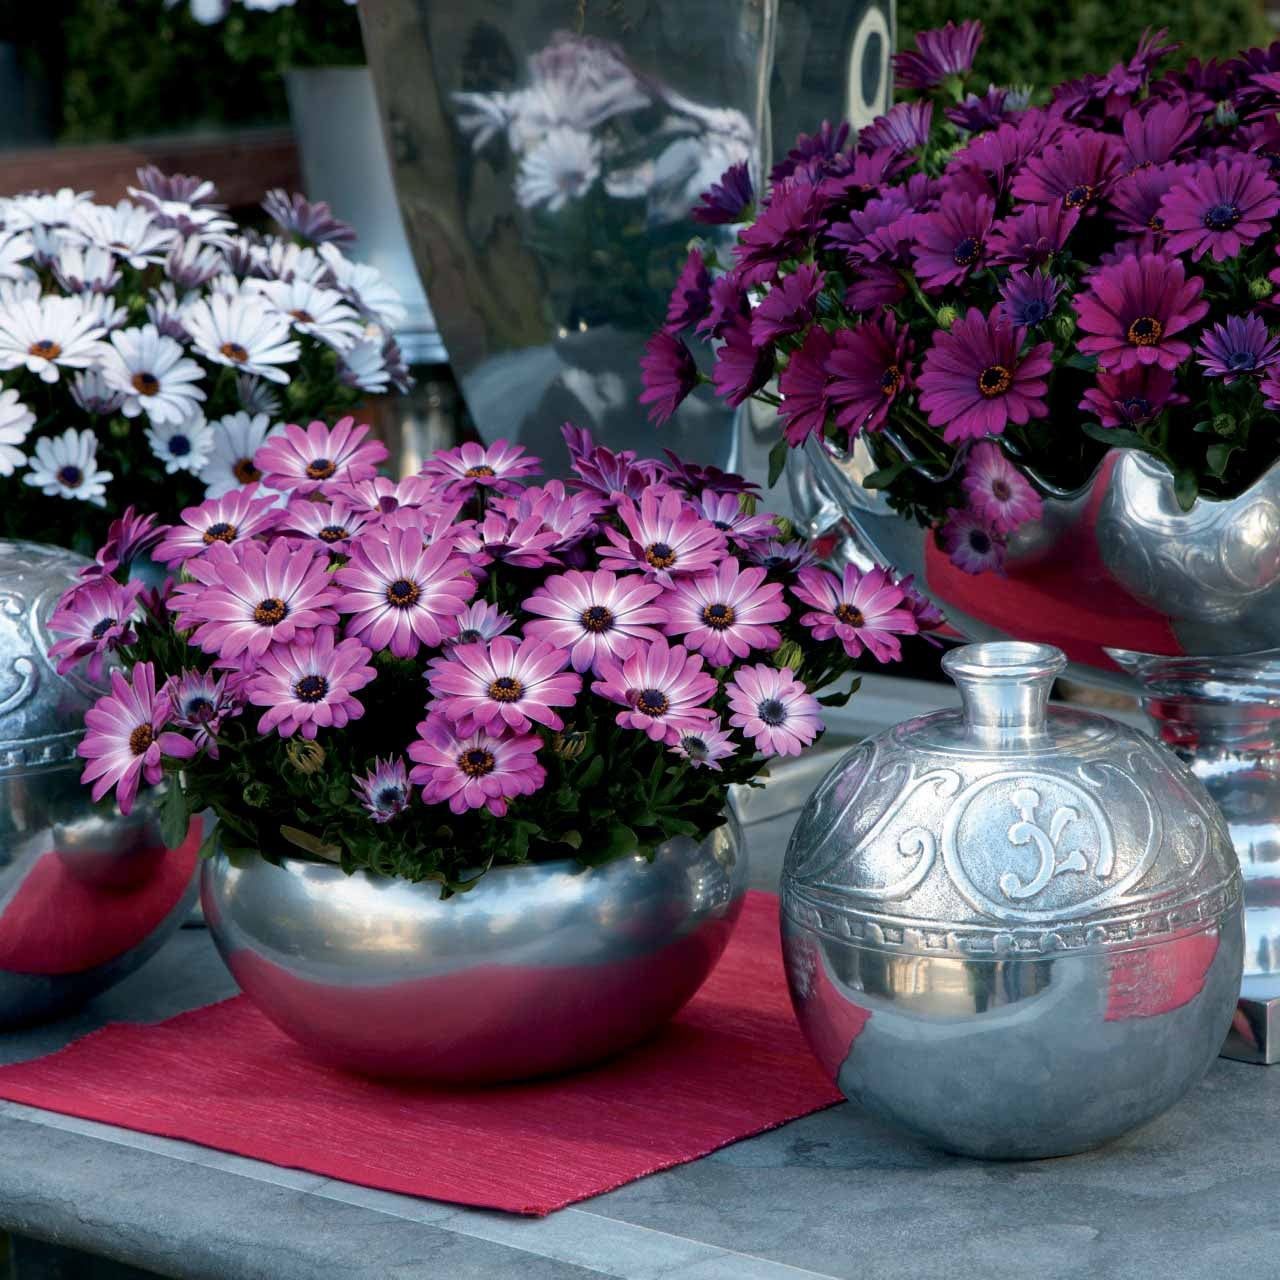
[202,815,746,1082]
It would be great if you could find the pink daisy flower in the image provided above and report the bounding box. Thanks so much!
[939,508,1006,575]
[426,636,581,734]
[960,441,1044,534]
[170,538,341,661]
[408,716,545,817]
[277,495,375,550]
[153,485,280,566]
[671,721,738,771]
[454,510,561,569]
[987,202,1081,268]
[1078,363,1186,428]
[254,416,388,495]
[910,193,994,292]
[523,569,667,675]
[664,559,789,667]
[247,630,377,740]
[569,442,663,501]
[592,638,718,744]
[1010,130,1124,214]
[726,664,822,757]
[492,480,604,553]
[417,439,540,498]
[48,576,144,680]
[791,564,918,662]
[1160,159,1280,262]
[745,538,819,577]
[778,326,834,445]
[354,756,412,823]
[444,600,515,653]
[597,488,727,584]
[164,668,244,759]
[335,529,474,658]
[78,662,197,814]
[331,473,438,517]
[80,507,164,579]
[378,502,470,552]
[826,310,912,435]
[691,490,777,548]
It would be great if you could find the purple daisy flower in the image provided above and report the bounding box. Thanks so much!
[569,441,663,502]
[335,529,474,658]
[663,248,712,333]
[1196,315,1280,383]
[661,454,760,498]
[262,189,357,248]
[917,310,1053,442]
[771,121,850,184]
[859,102,933,155]
[961,441,1044,535]
[844,263,908,313]
[597,488,728,584]
[695,273,750,341]
[354,756,412,823]
[691,490,776,547]
[950,110,1064,198]
[1079,365,1186,428]
[939,509,1006,575]
[750,264,822,346]
[894,20,983,90]
[778,326,834,445]
[998,270,1063,328]
[1011,129,1123,213]
[791,564,918,663]
[726,664,822,757]
[495,480,603,557]
[78,663,196,814]
[946,87,1013,133]
[454,510,561,570]
[732,179,823,288]
[712,318,774,408]
[153,486,280,566]
[689,161,755,225]
[911,194,995,292]
[248,631,377,741]
[254,416,388,496]
[170,538,341,662]
[663,559,789,667]
[523,569,666,675]
[1075,253,1208,372]
[81,506,164,579]
[426,636,581,734]
[1120,100,1199,172]
[745,538,818,577]
[330,474,438,518]
[1108,162,1183,234]
[417,439,541,499]
[445,600,515,653]
[987,202,1081,267]
[408,717,544,817]
[1104,27,1180,97]
[278,495,375,551]
[48,577,144,680]
[826,310,912,436]
[671,720,737,771]
[639,330,699,424]
[164,668,243,759]
[1159,159,1280,262]
[591,637,717,745]
[896,573,947,635]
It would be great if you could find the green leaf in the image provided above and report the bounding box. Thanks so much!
[199,818,221,862]
[578,755,604,789]
[158,779,189,850]
[1062,353,1098,372]
[601,822,638,861]
[279,825,342,863]
[767,438,790,488]
[861,458,911,490]
[1173,468,1199,512]
[1080,422,1148,451]
[1206,442,1239,479]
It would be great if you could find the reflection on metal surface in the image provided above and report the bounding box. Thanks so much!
[203,815,746,1082]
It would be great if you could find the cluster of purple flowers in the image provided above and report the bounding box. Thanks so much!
[645,21,1280,574]
[51,419,940,882]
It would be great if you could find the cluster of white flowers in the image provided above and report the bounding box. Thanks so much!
[0,170,408,513]
[165,0,358,26]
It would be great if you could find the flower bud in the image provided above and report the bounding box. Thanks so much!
[772,515,795,540]
[1212,413,1239,438]
[1250,276,1274,300]
[773,640,804,673]
[243,781,272,807]
[1053,312,1077,344]
[935,305,959,330]
[552,731,588,760]
[1215,100,1239,127]
[285,739,326,775]
[109,417,131,440]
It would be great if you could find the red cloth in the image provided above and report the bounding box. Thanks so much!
[0,891,841,1215]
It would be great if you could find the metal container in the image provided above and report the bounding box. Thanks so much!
[202,814,745,1082]
[0,541,199,1028]
[781,640,1243,1158]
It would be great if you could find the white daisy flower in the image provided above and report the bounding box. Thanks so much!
[0,277,41,307]
[246,277,364,350]
[235,373,282,418]
[145,282,192,341]
[184,293,300,384]
[199,410,281,496]
[52,242,121,294]
[0,389,34,476]
[338,338,391,394]
[103,324,207,425]
[79,291,130,333]
[71,368,128,416]
[25,224,69,270]
[24,427,112,505]
[146,411,214,475]
[0,231,34,281]
[0,296,107,383]
[250,239,326,284]
[515,126,601,212]
[165,237,225,289]
[3,188,92,232]
[71,200,174,269]
[318,243,407,330]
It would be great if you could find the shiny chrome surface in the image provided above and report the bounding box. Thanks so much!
[781,640,1244,1157]
[202,815,746,1082]
[0,541,199,1027]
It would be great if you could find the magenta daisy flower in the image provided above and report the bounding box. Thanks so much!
[997,270,1063,329]
[791,564,918,662]
[671,720,737,771]
[1107,163,1181,234]
[170,538,341,661]
[153,485,280,566]
[778,326,834,445]
[894,20,983,90]
[946,86,1012,133]
[1074,253,1208,372]
[598,488,727,584]
[331,474,437,518]
[664,559,789,667]
[987,203,1081,267]
[354,756,412,822]
[445,600,515,653]
[939,509,1006,575]
[1160,159,1280,262]
[254,416,388,495]
[639,330,699,424]
[726,664,822,758]
[859,101,933,155]
[661,454,760,499]
[408,717,544,817]
[745,538,819,577]
[961,441,1044,535]
[917,310,1052,442]
[1011,130,1123,214]
[454,511,561,570]
[248,631,376,740]
[711,318,774,408]
[417,438,541,499]
[750,263,822,346]
[911,194,995,292]
[523,569,666,675]
[335,529,473,658]
[426,636,581,734]
[1120,100,1199,172]
[826,311,912,436]
[696,273,750,341]
[732,179,824,287]
[591,638,717,744]
[663,248,711,333]
[845,263,908,313]
[48,577,144,680]
[81,506,164,578]
[569,442,660,502]
[897,573,947,635]
[691,490,776,547]
[493,480,603,554]
[164,668,243,759]
[1079,364,1186,428]
[78,662,196,814]
[1196,315,1280,383]
[277,495,374,551]
[689,161,754,225]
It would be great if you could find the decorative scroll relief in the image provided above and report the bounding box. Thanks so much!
[997,784,1113,901]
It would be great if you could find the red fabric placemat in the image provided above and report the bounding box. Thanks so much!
[0,890,841,1215]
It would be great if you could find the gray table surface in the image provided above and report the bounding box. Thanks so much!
[1,683,1277,1280]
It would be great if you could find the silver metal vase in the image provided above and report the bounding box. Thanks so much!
[781,640,1244,1158]
[201,814,746,1082]
[792,436,1280,1063]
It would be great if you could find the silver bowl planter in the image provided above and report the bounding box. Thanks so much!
[201,815,746,1082]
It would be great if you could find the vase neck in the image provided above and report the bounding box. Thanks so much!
[942,642,1068,747]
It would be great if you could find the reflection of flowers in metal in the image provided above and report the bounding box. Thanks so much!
[514,127,603,214]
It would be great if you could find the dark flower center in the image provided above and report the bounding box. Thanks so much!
[952,236,980,266]
[90,616,116,639]
[1127,315,1163,346]
[319,525,349,543]
[185,696,215,723]
[203,521,237,544]
[834,603,865,627]
[253,596,288,625]
[702,602,735,629]
[978,364,1013,397]
[293,674,328,703]
[220,341,250,363]
[645,541,677,569]
[289,308,315,324]
[713,520,733,531]
[459,747,495,777]
[1148,214,1165,231]
[635,687,670,716]
[969,529,992,554]
[168,435,192,456]
[375,786,404,809]
[132,371,160,396]
[57,465,84,487]
[991,479,1013,501]
[386,577,420,608]
[306,457,336,480]
[455,629,482,644]
[128,723,155,756]
[1203,202,1240,231]
[581,604,614,632]
[465,465,496,478]
[682,735,708,758]
[881,363,903,395]
[488,676,523,702]
[1120,395,1153,420]
[1064,183,1095,208]
[232,457,261,484]
[30,339,61,359]
[1227,350,1258,372]
[1018,300,1049,325]
[758,697,787,726]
